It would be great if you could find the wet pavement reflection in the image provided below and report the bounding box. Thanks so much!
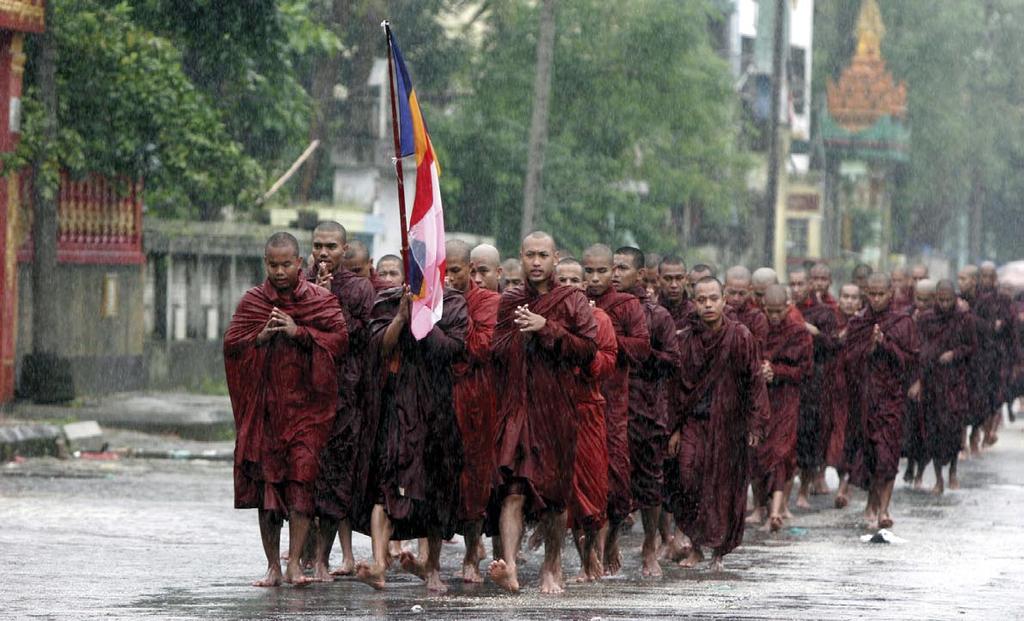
[2,427,1023,619]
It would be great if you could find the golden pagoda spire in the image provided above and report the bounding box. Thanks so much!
[855,0,885,61]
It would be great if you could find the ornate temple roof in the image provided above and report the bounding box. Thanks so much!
[823,0,908,162]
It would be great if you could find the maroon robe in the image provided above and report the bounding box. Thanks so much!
[902,308,929,464]
[659,294,695,512]
[306,267,376,522]
[626,285,679,509]
[975,286,1017,412]
[826,312,852,469]
[592,289,650,523]
[844,304,919,489]
[758,310,812,494]
[570,307,617,531]
[224,279,348,516]
[728,299,769,352]
[492,279,598,517]
[453,282,501,524]
[917,307,977,465]
[353,288,468,540]
[797,295,842,471]
[670,316,768,556]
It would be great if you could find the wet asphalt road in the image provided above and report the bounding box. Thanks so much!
[2,424,1024,620]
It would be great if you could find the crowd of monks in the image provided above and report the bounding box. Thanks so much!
[225,222,1021,593]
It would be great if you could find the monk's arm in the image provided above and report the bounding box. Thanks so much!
[535,297,597,366]
[616,301,652,367]
[771,338,813,383]
[649,313,680,376]
[743,336,770,441]
[878,318,920,369]
[464,298,498,364]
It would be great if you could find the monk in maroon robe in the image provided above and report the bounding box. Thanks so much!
[488,232,597,595]
[844,274,919,529]
[225,232,348,588]
[831,283,860,509]
[794,266,842,506]
[757,285,812,531]
[298,222,376,582]
[470,243,503,293]
[582,243,650,575]
[375,254,405,290]
[977,261,1016,447]
[352,285,468,593]
[444,240,501,584]
[656,255,695,559]
[808,263,843,495]
[669,277,768,572]
[724,266,769,350]
[557,259,616,582]
[613,246,679,578]
[913,280,976,495]
[891,267,913,312]
[959,265,992,455]
[902,280,936,488]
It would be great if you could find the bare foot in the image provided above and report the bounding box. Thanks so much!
[930,482,944,496]
[878,515,894,529]
[252,566,283,587]
[527,526,544,552]
[834,494,849,509]
[796,494,811,509]
[399,551,427,580]
[330,558,355,576]
[313,561,334,583]
[660,536,687,562]
[462,561,484,584]
[425,568,448,593]
[745,507,766,524]
[678,548,704,568]
[587,549,604,581]
[538,566,564,594]
[949,475,961,490]
[781,508,794,520]
[769,515,783,533]
[573,568,591,583]
[355,561,386,590]
[477,541,487,561]
[283,565,314,588]
[488,559,519,593]
[812,478,831,495]
[709,554,725,573]
[913,477,924,490]
[641,551,662,578]
[604,547,622,576]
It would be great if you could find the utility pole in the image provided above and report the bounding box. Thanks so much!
[520,0,556,239]
[763,0,786,267]
[31,0,58,357]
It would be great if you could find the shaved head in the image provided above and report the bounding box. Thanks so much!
[936,279,956,294]
[751,267,778,286]
[810,263,831,278]
[916,278,937,295]
[582,243,614,263]
[344,239,369,263]
[615,246,645,269]
[471,243,502,291]
[471,243,500,266]
[265,231,300,257]
[867,273,892,289]
[313,220,347,242]
[725,265,751,285]
[764,284,788,306]
[521,230,557,252]
[445,239,472,264]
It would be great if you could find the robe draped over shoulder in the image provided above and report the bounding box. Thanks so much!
[917,308,976,465]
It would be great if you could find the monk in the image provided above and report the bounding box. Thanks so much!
[644,252,663,303]
[656,255,693,560]
[376,254,405,289]
[582,244,650,575]
[501,257,524,289]
[351,281,468,593]
[852,264,873,306]
[445,240,501,584]
[224,232,348,588]
[910,264,929,290]
[557,258,616,582]
[977,261,1016,447]
[902,279,936,488]
[844,273,919,529]
[724,266,769,350]
[832,283,861,509]
[959,265,991,456]
[299,222,376,582]
[793,266,841,506]
[613,246,679,578]
[658,256,693,325]
[669,277,768,572]
[891,266,913,311]
[687,264,715,298]
[471,244,503,292]
[751,267,779,308]
[758,284,812,531]
[489,231,598,594]
[913,280,976,495]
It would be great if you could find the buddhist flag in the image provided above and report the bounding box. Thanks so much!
[390,31,446,340]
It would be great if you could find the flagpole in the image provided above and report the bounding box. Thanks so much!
[383,21,412,285]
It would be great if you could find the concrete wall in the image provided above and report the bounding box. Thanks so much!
[16,262,147,395]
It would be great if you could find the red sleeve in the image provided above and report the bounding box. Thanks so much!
[771,331,813,383]
[536,294,598,365]
[879,315,919,370]
[740,330,770,441]
[615,298,651,367]
[588,310,619,379]
[465,292,499,364]
[649,307,680,376]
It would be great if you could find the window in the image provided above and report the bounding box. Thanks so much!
[786,218,809,259]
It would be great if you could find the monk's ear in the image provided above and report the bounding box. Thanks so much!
[638,266,647,280]
[554,250,561,262]
[342,242,349,253]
